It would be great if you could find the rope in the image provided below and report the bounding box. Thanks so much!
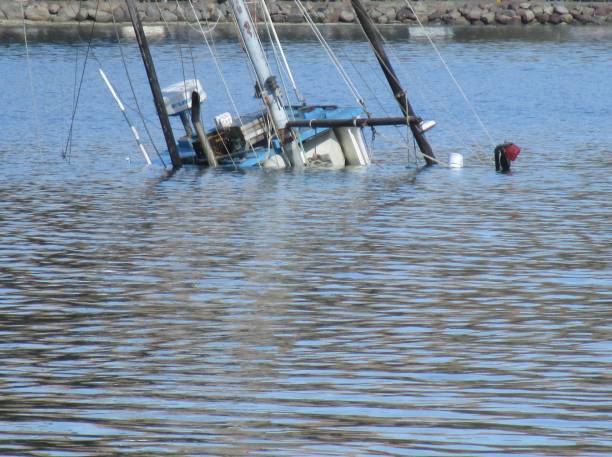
[20,2,43,154]
[357,14,489,164]
[294,0,369,115]
[260,0,304,104]
[111,10,167,168]
[403,0,497,153]
[62,0,101,162]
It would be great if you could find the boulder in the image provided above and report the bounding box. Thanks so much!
[53,2,79,20]
[111,5,129,22]
[287,13,304,23]
[160,10,178,22]
[267,2,281,15]
[537,13,550,23]
[543,5,554,15]
[396,6,416,22]
[339,10,354,22]
[428,9,444,22]
[554,5,569,15]
[1,2,23,20]
[561,13,573,23]
[519,2,531,9]
[0,9,5,20]
[48,3,61,15]
[548,12,562,24]
[322,7,338,23]
[184,7,202,22]
[481,11,495,24]
[93,10,113,22]
[466,8,483,22]
[383,7,396,20]
[144,5,160,22]
[377,15,388,24]
[369,8,382,21]
[25,4,51,21]
[495,11,511,24]
[532,5,544,15]
[520,9,535,23]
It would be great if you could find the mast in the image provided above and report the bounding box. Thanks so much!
[351,0,435,165]
[228,0,289,133]
[125,0,181,168]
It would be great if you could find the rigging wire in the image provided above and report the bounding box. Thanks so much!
[110,10,167,168]
[403,0,497,154]
[260,0,304,104]
[20,2,43,154]
[63,0,101,162]
[294,0,370,115]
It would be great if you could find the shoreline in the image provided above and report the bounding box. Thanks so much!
[3,20,612,43]
[1,0,611,32]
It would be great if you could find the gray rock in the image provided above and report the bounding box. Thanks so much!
[25,4,51,21]
[339,10,354,22]
[449,9,462,20]
[268,2,281,15]
[520,9,535,23]
[554,5,569,15]
[287,14,303,23]
[454,16,470,25]
[160,10,178,22]
[144,5,160,22]
[481,11,495,24]
[0,8,5,20]
[377,15,388,24]
[543,5,554,15]
[322,8,339,23]
[548,12,562,24]
[396,6,416,22]
[94,10,113,22]
[532,5,544,15]
[561,13,573,23]
[369,8,382,21]
[184,7,202,22]
[519,2,531,9]
[495,12,511,24]
[1,2,23,20]
[537,12,550,23]
[111,5,129,22]
[428,9,444,22]
[582,6,595,17]
[466,8,483,21]
[383,7,396,19]
[48,3,61,15]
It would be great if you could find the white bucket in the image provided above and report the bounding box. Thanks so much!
[448,152,464,168]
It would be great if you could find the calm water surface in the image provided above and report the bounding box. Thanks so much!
[0,27,611,456]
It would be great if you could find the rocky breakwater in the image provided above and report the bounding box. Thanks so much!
[1,0,611,26]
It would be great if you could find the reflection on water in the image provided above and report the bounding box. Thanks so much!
[1,29,611,456]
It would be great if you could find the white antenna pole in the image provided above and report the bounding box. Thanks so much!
[229,0,289,132]
[98,68,152,166]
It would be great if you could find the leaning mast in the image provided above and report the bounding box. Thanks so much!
[351,0,436,165]
[125,0,181,168]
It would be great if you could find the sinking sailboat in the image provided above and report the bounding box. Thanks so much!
[120,0,437,171]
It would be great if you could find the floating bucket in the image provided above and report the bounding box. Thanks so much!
[448,152,464,168]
